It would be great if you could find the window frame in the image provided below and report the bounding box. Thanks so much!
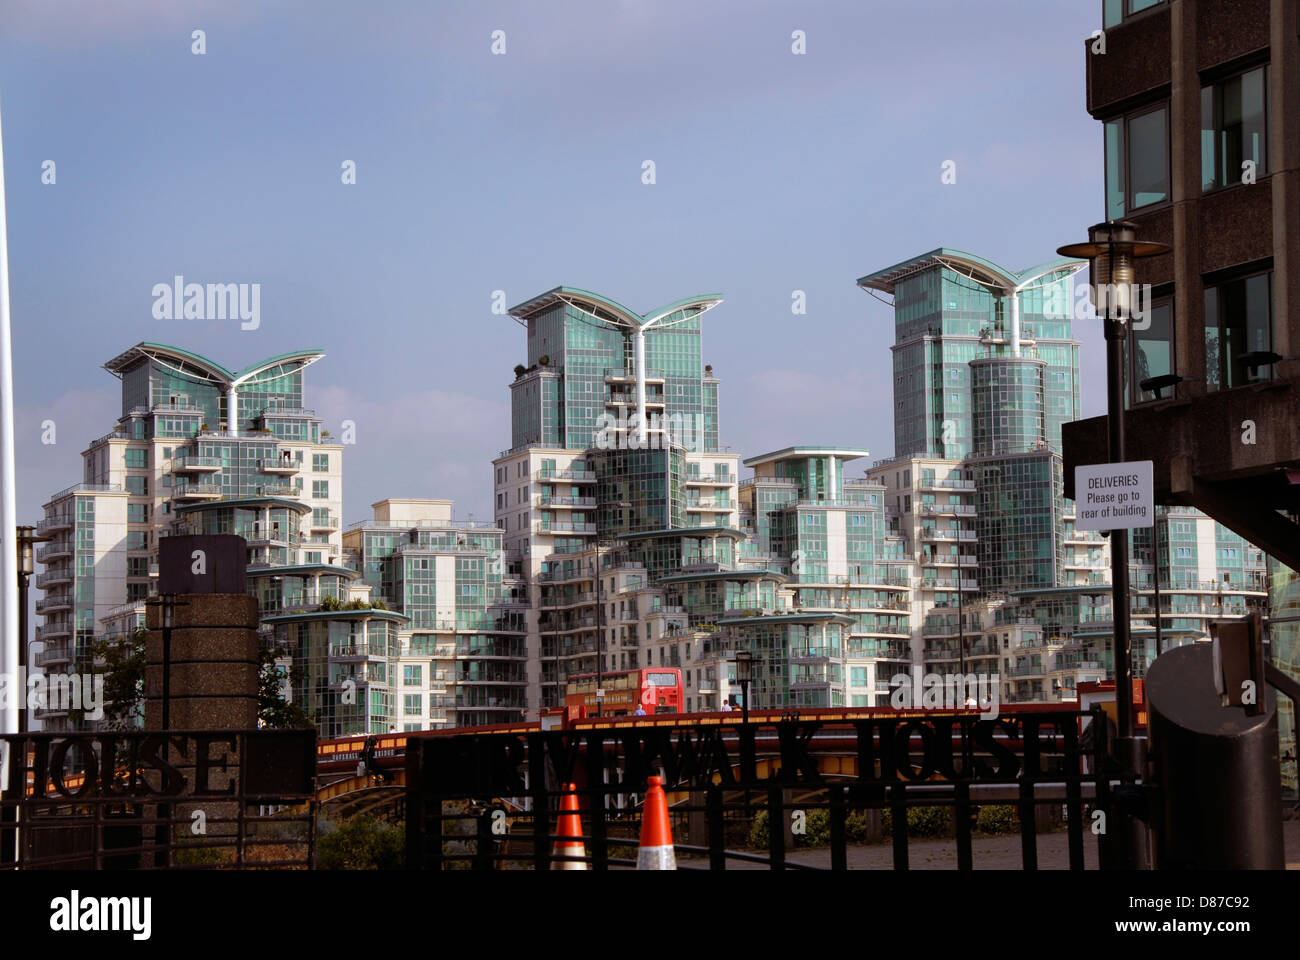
[1104,101,1172,219]
[1127,293,1176,406]
[1203,268,1275,392]
[1200,62,1270,194]
[1103,0,1166,29]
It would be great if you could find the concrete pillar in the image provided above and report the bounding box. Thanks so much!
[144,593,260,730]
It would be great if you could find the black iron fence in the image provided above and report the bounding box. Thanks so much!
[405,708,1113,869]
[0,729,317,869]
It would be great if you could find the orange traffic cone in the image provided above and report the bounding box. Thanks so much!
[637,775,677,870]
[552,782,588,870]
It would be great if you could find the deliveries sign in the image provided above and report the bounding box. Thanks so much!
[1075,460,1154,531]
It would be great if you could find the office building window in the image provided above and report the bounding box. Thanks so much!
[1103,0,1164,28]
[1130,298,1175,404]
[1105,103,1169,218]
[1205,272,1273,391]
[1202,66,1268,191]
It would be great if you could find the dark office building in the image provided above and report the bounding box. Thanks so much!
[1064,0,1300,793]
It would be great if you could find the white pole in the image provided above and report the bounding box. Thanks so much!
[633,328,647,448]
[0,96,19,737]
[1009,287,1021,358]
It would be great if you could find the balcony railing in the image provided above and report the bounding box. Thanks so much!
[536,470,597,484]
[35,569,73,588]
[36,595,73,613]
[36,514,73,534]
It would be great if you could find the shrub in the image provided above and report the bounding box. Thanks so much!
[975,804,1018,835]
[881,805,951,838]
[316,815,403,870]
[746,808,831,848]
[844,810,872,844]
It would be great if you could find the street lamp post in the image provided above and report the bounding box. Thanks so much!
[735,650,753,726]
[1058,221,1170,870]
[14,524,45,734]
[594,539,604,717]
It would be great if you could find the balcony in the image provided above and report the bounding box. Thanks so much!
[921,529,977,542]
[35,568,73,589]
[37,539,73,562]
[540,591,597,609]
[259,457,301,474]
[35,644,73,668]
[243,527,302,547]
[309,514,339,532]
[684,474,733,486]
[604,367,665,383]
[538,495,597,508]
[171,455,224,474]
[922,578,980,591]
[926,554,979,566]
[685,500,732,511]
[919,503,976,516]
[36,514,73,535]
[36,595,72,614]
[606,393,665,408]
[35,622,71,641]
[535,468,596,483]
[172,480,223,500]
[920,477,975,492]
[537,522,597,535]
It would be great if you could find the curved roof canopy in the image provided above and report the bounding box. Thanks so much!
[507,287,723,332]
[856,249,1085,296]
[104,342,325,385]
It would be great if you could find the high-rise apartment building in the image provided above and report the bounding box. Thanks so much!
[860,241,1268,707]
[34,343,344,731]
[496,289,917,713]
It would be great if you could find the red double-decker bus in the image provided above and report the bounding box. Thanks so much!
[564,667,683,718]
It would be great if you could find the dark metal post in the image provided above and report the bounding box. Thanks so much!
[594,541,602,717]
[1153,536,1163,657]
[16,537,30,735]
[1058,221,1170,872]
[958,575,965,677]
[1103,264,1135,744]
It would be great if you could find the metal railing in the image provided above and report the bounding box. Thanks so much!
[403,709,1108,872]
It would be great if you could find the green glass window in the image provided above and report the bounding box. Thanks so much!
[1202,66,1268,191]
[313,453,329,472]
[312,480,329,499]
[124,449,148,468]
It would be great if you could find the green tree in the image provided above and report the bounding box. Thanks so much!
[258,640,315,730]
[88,626,147,730]
[88,626,313,731]
[317,815,404,869]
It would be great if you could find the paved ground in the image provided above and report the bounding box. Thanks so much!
[694,817,1300,870]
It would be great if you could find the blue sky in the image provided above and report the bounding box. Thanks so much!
[0,0,1105,525]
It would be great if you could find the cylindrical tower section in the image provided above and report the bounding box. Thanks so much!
[970,356,1047,458]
